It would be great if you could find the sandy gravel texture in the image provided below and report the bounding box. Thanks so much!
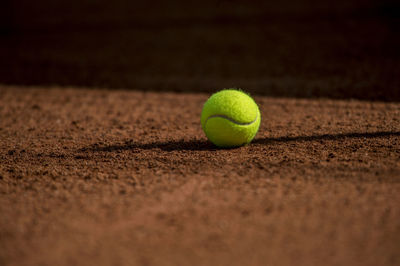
[0,86,399,266]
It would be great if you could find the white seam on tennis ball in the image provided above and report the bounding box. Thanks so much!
[205,112,259,126]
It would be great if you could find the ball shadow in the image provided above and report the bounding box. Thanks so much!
[80,139,218,152]
[252,131,400,145]
[80,131,400,153]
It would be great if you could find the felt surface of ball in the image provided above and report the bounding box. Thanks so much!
[201,89,261,148]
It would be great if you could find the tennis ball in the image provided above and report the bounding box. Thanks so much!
[201,89,261,148]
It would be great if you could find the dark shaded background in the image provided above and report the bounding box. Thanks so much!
[1,0,399,101]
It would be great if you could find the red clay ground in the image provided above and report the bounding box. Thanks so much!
[0,85,399,266]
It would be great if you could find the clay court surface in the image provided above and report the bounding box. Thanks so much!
[1,86,399,265]
[1,1,400,265]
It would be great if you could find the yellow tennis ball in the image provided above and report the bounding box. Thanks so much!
[201,89,261,148]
